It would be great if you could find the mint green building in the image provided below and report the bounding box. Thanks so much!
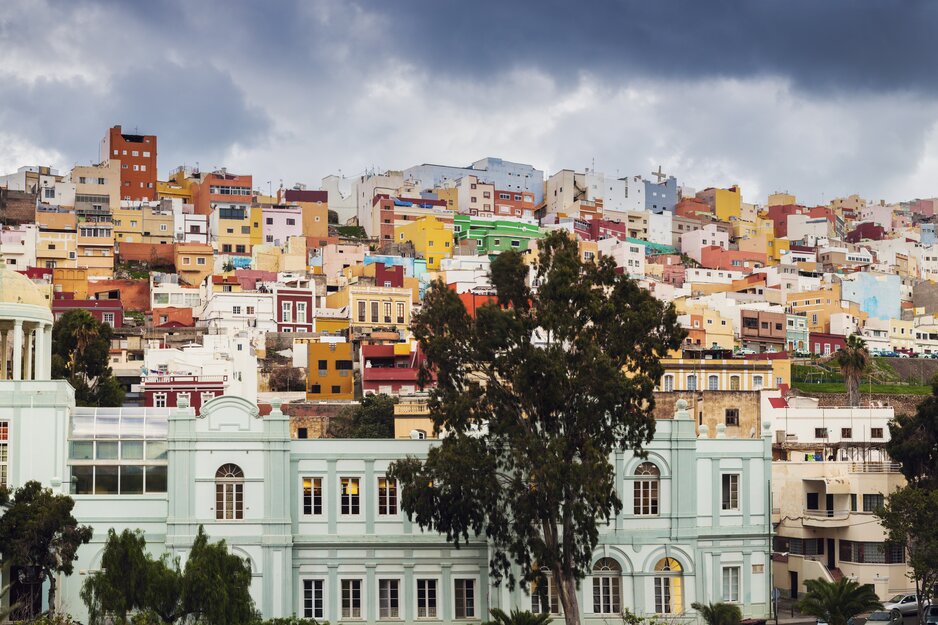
[453,215,544,255]
[0,270,774,624]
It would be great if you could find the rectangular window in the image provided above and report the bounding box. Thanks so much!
[417,578,437,618]
[371,301,379,323]
[303,477,322,515]
[863,494,884,512]
[722,474,739,511]
[232,306,242,315]
[378,579,400,619]
[358,301,366,322]
[341,579,362,619]
[296,302,307,323]
[102,312,115,327]
[303,579,324,620]
[722,566,740,603]
[871,428,883,438]
[341,477,360,515]
[532,576,560,615]
[725,408,739,426]
[841,428,853,439]
[397,302,405,323]
[282,301,293,323]
[815,428,828,438]
[154,393,167,408]
[378,477,397,515]
[454,579,475,619]
[0,420,8,488]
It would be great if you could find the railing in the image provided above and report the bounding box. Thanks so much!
[850,462,901,473]
[803,508,851,520]
[143,374,228,384]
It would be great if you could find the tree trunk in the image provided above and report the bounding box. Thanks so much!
[555,569,581,625]
[46,573,56,615]
[846,374,859,407]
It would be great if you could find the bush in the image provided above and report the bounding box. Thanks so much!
[268,367,306,392]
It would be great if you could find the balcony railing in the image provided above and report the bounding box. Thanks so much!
[850,462,901,473]
[803,508,851,520]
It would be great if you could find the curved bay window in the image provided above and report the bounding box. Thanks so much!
[216,463,244,520]
[592,558,621,615]
[633,462,660,515]
[654,557,683,614]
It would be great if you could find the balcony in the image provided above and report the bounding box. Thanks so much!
[849,462,900,473]
[802,508,854,528]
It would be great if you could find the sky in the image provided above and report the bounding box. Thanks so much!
[2,0,938,206]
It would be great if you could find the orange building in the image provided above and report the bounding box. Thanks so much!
[174,243,215,286]
[190,169,253,216]
[306,340,355,400]
[100,125,158,201]
[283,188,329,238]
[493,189,536,219]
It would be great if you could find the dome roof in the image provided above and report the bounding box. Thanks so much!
[0,265,48,307]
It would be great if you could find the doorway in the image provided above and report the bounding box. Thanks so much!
[827,538,836,569]
[790,572,799,599]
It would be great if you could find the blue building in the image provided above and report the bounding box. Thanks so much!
[644,176,678,213]
[840,272,901,321]
[404,158,545,205]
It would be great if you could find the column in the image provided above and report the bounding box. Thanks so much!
[43,324,52,379]
[24,325,33,381]
[0,329,7,380]
[12,320,23,381]
[33,326,44,381]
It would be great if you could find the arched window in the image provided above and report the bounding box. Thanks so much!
[708,375,719,390]
[653,557,683,614]
[592,558,621,614]
[686,375,697,391]
[729,375,740,391]
[633,463,660,516]
[215,464,244,520]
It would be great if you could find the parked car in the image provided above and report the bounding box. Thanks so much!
[883,593,928,616]
[863,610,903,625]
[924,605,938,625]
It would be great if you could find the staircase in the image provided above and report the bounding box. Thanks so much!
[828,567,845,582]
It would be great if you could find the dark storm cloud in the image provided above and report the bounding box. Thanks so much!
[355,0,938,94]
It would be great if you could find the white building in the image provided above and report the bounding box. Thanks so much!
[173,202,209,244]
[597,237,646,277]
[0,224,38,270]
[681,224,728,264]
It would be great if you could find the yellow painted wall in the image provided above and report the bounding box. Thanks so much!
[768,192,796,207]
[395,216,453,270]
[714,186,742,222]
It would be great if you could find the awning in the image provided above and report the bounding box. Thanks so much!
[803,476,851,494]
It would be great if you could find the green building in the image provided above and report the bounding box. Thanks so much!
[453,214,544,255]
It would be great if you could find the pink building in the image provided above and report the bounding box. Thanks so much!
[262,205,304,246]
[311,243,367,282]
[699,246,766,271]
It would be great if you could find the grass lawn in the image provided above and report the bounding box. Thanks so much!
[793,381,932,395]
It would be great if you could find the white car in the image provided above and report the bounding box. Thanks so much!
[883,593,928,616]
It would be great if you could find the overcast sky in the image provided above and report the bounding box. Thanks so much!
[2,0,937,205]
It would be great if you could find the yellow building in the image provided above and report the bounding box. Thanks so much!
[156,179,192,203]
[52,267,89,299]
[174,243,214,286]
[211,205,253,256]
[112,205,144,243]
[36,208,78,270]
[395,216,453,270]
[889,318,915,352]
[326,285,413,335]
[699,185,742,222]
[658,358,785,392]
[250,206,264,248]
[70,161,121,210]
[787,284,867,333]
[393,398,436,439]
[768,192,796,207]
[434,187,458,213]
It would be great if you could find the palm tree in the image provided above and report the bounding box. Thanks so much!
[692,601,743,625]
[835,333,869,407]
[483,607,553,625]
[797,577,882,625]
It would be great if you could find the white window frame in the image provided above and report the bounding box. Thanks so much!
[453,577,478,620]
[416,577,439,619]
[377,476,398,515]
[176,392,190,408]
[154,392,167,408]
[282,301,293,323]
[341,476,361,515]
[341,578,364,620]
[722,473,740,511]
[378,577,401,620]
[722,566,740,603]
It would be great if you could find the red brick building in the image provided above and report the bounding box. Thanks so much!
[100,125,157,201]
[274,286,315,333]
[493,189,536,218]
[375,264,404,288]
[52,293,123,328]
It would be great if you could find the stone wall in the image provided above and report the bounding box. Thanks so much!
[794,390,924,417]
[653,390,762,438]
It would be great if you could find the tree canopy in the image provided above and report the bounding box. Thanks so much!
[51,309,125,406]
[388,231,685,625]
[796,578,882,625]
[876,485,938,622]
[81,526,255,625]
[834,333,869,407]
[327,393,396,438]
[0,481,93,614]
[887,378,938,488]
[692,601,742,625]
